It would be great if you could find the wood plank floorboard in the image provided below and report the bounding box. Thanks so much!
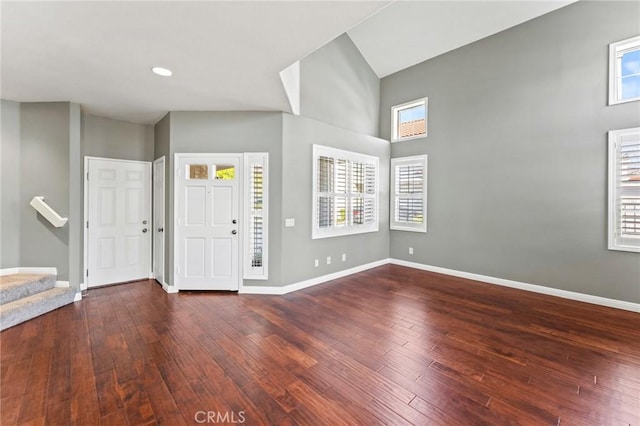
[1,264,639,425]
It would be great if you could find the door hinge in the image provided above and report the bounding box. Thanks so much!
[86,221,89,229]
[86,270,89,277]
[86,172,89,180]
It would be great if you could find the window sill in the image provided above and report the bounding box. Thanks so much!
[608,96,640,106]
[391,134,428,143]
[390,225,426,233]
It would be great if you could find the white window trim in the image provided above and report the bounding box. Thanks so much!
[608,127,640,253]
[312,145,379,239]
[390,155,428,233]
[608,35,640,105]
[243,153,269,279]
[391,97,428,143]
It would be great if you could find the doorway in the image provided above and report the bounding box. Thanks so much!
[85,157,152,287]
[175,154,241,291]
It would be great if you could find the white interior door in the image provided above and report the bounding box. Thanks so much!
[176,155,241,291]
[153,157,165,285]
[87,158,151,287]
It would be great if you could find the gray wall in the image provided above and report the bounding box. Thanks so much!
[154,113,171,162]
[280,32,389,286]
[69,104,82,288]
[281,114,390,285]
[300,33,380,137]
[165,111,284,287]
[19,103,72,280]
[1,100,21,268]
[82,113,154,161]
[380,1,640,303]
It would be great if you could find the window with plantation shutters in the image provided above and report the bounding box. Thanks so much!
[312,145,378,239]
[391,155,428,233]
[244,153,269,278]
[608,128,640,252]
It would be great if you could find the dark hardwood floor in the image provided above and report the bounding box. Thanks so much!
[1,264,639,425]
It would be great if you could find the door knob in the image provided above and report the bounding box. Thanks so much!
[231,230,237,235]
[158,227,164,232]
[232,219,237,224]
[142,228,148,233]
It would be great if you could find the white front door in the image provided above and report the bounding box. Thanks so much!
[86,158,151,287]
[176,155,241,291]
[153,157,165,285]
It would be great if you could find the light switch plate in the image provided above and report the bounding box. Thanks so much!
[285,218,295,227]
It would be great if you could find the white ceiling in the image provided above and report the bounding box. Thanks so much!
[348,1,577,78]
[1,1,388,124]
[1,1,575,125]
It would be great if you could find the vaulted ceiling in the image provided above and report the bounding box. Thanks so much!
[1,1,575,125]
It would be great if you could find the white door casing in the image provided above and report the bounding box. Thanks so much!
[85,157,151,287]
[153,157,165,285]
[176,154,241,291]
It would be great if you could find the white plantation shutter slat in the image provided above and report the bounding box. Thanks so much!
[353,197,364,225]
[352,162,364,194]
[336,159,348,194]
[395,198,424,223]
[609,128,640,252]
[335,197,347,226]
[318,196,333,228]
[364,198,375,224]
[318,156,333,193]
[365,164,376,195]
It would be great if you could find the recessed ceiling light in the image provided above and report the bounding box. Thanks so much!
[151,67,172,77]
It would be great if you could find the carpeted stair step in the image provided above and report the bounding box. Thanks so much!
[0,286,76,331]
[0,273,56,305]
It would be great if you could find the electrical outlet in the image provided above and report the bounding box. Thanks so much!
[326,256,331,265]
[342,253,346,262]
[409,247,414,255]
[314,259,319,267]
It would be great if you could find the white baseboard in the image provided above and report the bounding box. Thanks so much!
[162,282,179,294]
[239,285,288,295]
[1,267,57,276]
[159,256,640,313]
[74,292,82,302]
[55,280,70,288]
[390,259,640,313]
[0,268,20,276]
[80,282,87,291]
[240,258,391,295]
